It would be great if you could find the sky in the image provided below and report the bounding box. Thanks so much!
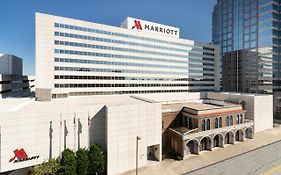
[0,0,216,75]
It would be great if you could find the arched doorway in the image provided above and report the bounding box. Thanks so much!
[235,129,244,142]
[200,137,212,151]
[245,127,253,139]
[225,131,234,144]
[213,134,224,147]
[186,140,199,155]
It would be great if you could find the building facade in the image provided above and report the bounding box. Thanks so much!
[36,13,220,101]
[212,0,275,95]
[168,101,254,158]
[0,54,35,98]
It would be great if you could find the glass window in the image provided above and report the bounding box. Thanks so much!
[226,116,230,126]
[230,115,233,125]
[207,119,210,130]
[219,117,222,128]
[215,118,219,128]
[236,114,239,124]
[202,119,206,131]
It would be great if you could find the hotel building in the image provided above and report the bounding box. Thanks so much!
[35,13,220,101]
[0,12,273,175]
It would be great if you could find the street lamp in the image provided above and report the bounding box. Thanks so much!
[136,136,141,175]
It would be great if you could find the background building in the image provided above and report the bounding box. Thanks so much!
[212,0,280,113]
[35,13,220,101]
[0,54,35,98]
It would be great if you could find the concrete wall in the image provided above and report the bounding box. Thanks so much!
[207,92,273,132]
[106,103,162,175]
[0,104,104,173]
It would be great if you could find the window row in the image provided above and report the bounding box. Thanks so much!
[54,40,189,59]
[54,49,188,64]
[54,23,201,48]
[54,75,214,82]
[54,66,187,75]
[54,57,187,70]
[54,83,189,88]
[201,114,244,131]
[54,32,190,53]
[54,83,214,88]
[55,89,189,98]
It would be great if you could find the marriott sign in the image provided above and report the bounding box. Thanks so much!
[121,17,180,38]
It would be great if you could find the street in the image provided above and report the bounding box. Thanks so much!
[185,140,281,175]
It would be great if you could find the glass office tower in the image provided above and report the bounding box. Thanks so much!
[212,0,280,95]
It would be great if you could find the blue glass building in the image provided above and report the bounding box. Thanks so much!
[212,0,279,95]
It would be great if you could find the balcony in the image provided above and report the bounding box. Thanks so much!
[169,120,254,141]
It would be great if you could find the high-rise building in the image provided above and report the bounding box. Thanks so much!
[212,0,281,113]
[0,54,35,98]
[35,13,220,101]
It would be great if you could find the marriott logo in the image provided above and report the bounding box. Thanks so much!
[130,19,178,37]
[9,148,39,163]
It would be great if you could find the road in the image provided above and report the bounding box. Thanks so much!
[185,140,281,175]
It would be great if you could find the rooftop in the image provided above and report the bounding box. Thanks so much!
[184,102,222,111]
[0,95,149,113]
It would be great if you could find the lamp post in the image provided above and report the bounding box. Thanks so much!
[136,136,141,175]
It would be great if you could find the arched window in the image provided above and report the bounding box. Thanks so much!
[202,119,206,131]
[226,116,230,126]
[219,117,222,128]
[206,119,211,130]
[230,115,233,125]
[215,118,219,128]
[239,114,243,124]
[236,114,239,124]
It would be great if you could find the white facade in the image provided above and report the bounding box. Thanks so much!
[0,95,161,175]
[207,92,273,133]
[35,12,220,101]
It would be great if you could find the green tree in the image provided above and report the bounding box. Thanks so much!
[60,148,77,175]
[76,148,89,175]
[30,158,60,175]
[88,144,106,175]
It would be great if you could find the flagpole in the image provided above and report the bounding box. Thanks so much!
[59,114,62,158]
[88,112,91,148]
[74,113,76,152]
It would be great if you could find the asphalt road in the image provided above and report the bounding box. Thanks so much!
[184,140,281,175]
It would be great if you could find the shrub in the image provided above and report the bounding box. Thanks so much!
[88,144,106,175]
[76,148,89,175]
[60,148,77,175]
[30,158,60,175]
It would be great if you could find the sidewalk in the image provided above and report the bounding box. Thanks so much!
[121,126,281,175]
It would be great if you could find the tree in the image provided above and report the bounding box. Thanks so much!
[76,148,89,175]
[30,158,60,175]
[60,148,77,175]
[88,144,106,175]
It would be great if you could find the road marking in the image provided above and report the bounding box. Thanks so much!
[261,164,281,175]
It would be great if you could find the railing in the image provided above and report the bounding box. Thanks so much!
[169,120,254,141]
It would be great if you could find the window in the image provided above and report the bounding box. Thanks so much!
[226,116,230,126]
[215,118,219,128]
[230,115,233,125]
[202,120,206,131]
[236,114,240,124]
[239,114,243,124]
[219,117,222,128]
[207,119,211,130]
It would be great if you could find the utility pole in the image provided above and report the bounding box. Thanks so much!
[136,136,141,175]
